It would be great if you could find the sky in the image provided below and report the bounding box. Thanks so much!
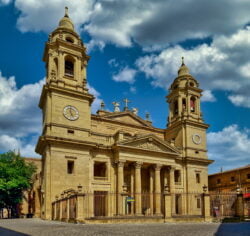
[0,0,249,174]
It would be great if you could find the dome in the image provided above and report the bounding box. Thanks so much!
[58,7,74,31]
[178,57,190,76]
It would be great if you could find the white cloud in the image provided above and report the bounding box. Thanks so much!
[0,0,12,5]
[87,84,102,113]
[112,67,137,84]
[14,0,95,33]
[202,90,216,102]
[0,71,43,157]
[0,0,248,49]
[0,71,102,157]
[136,27,250,107]
[228,94,250,108]
[208,125,250,173]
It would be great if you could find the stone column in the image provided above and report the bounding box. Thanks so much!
[169,166,175,214]
[236,193,244,218]
[178,96,182,116]
[149,167,154,215]
[154,164,162,216]
[76,193,85,222]
[164,189,171,219]
[134,162,142,216]
[130,167,135,215]
[117,160,125,215]
[66,196,70,222]
[203,193,211,222]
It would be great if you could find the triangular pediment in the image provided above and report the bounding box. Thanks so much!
[102,111,152,127]
[116,134,180,155]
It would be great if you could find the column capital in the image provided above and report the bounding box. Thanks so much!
[134,161,143,169]
[167,166,176,172]
[116,160,126,167]
[154,164,162,171]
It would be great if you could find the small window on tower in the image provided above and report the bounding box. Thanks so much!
[66,37,74,43]
[190,82,195,87]
[65,58,74,77]
[67,160,74,174]
[196,173,200,183]
[197,198,201,208]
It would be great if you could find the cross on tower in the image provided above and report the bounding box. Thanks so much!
[123,98,131,111]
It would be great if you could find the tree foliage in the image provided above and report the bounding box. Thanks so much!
[0,151,36,216]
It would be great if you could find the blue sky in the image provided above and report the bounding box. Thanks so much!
[0,0,250,174]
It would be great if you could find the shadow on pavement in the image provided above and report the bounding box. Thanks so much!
[215,222,250,236]
[0,227,30,236]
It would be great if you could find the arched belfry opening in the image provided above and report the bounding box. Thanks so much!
[65,56,74,77]
[190,96,196,112]
[174,100,178,115]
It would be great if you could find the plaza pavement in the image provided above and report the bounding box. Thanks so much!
[0,218,250,236]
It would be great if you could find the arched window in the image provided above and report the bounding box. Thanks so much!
[190,97,196,112]
[65,57,74,77]
[174,100,178,115]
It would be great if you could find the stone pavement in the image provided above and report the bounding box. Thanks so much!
[0,219,250,236]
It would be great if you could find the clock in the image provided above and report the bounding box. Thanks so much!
[192,134,201,145]
[63,105,79,121]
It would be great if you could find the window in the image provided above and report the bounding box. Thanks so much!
[231,176,235,182]
[217,178,221,184]
[247,173,250,180]
[190,82,194,87]
[67,161,74,174]
[190,97,196,112]
[68,129,74,134]
[94,162,107,178]
[65,58,74,77]
[197,198,201,208]
[174,170,181,183]
[196,173,200,183]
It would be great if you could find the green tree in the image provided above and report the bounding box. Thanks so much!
[0,151,36,218]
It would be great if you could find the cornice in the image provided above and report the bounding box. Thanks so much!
[91,114,165,134]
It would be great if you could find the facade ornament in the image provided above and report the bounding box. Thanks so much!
[112,102,120,112]
[132,107,138,115]
[123,98,130,111]
[100,101,105,111]
[145,112,150,121]
[154,164,162,171]
[50,69,56,80]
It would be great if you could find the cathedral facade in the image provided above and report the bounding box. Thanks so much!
[36,8,213,222]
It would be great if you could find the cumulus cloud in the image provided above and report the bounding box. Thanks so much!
[112,66,137,84]
[14,0,95,33]
[0,0,12,5]
[201,90,216,102]
[135,27,250,107]
[0,72,102,156]
[208,125,250,173]
[87,84,102,113]
[0,0,248,48]
[0,71,43,157]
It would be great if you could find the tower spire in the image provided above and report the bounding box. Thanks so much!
[181,56,185,66]
[65,6,69,17]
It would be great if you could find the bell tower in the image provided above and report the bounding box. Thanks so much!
[165,58,209,160]
[36,7,94,220]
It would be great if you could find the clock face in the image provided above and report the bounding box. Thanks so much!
[192,134,202,145]
[63,105,79,121]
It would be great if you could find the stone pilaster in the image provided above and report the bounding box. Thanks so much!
[117,160,125,215]
[154,164,162,216]
[134,162,142,216]
[149,167,154,215]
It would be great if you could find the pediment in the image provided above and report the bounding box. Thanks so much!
[102,111,151,127]
[116,134,180,155]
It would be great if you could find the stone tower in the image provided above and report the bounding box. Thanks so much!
[36,7,94,219]
[165,58,210,192]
